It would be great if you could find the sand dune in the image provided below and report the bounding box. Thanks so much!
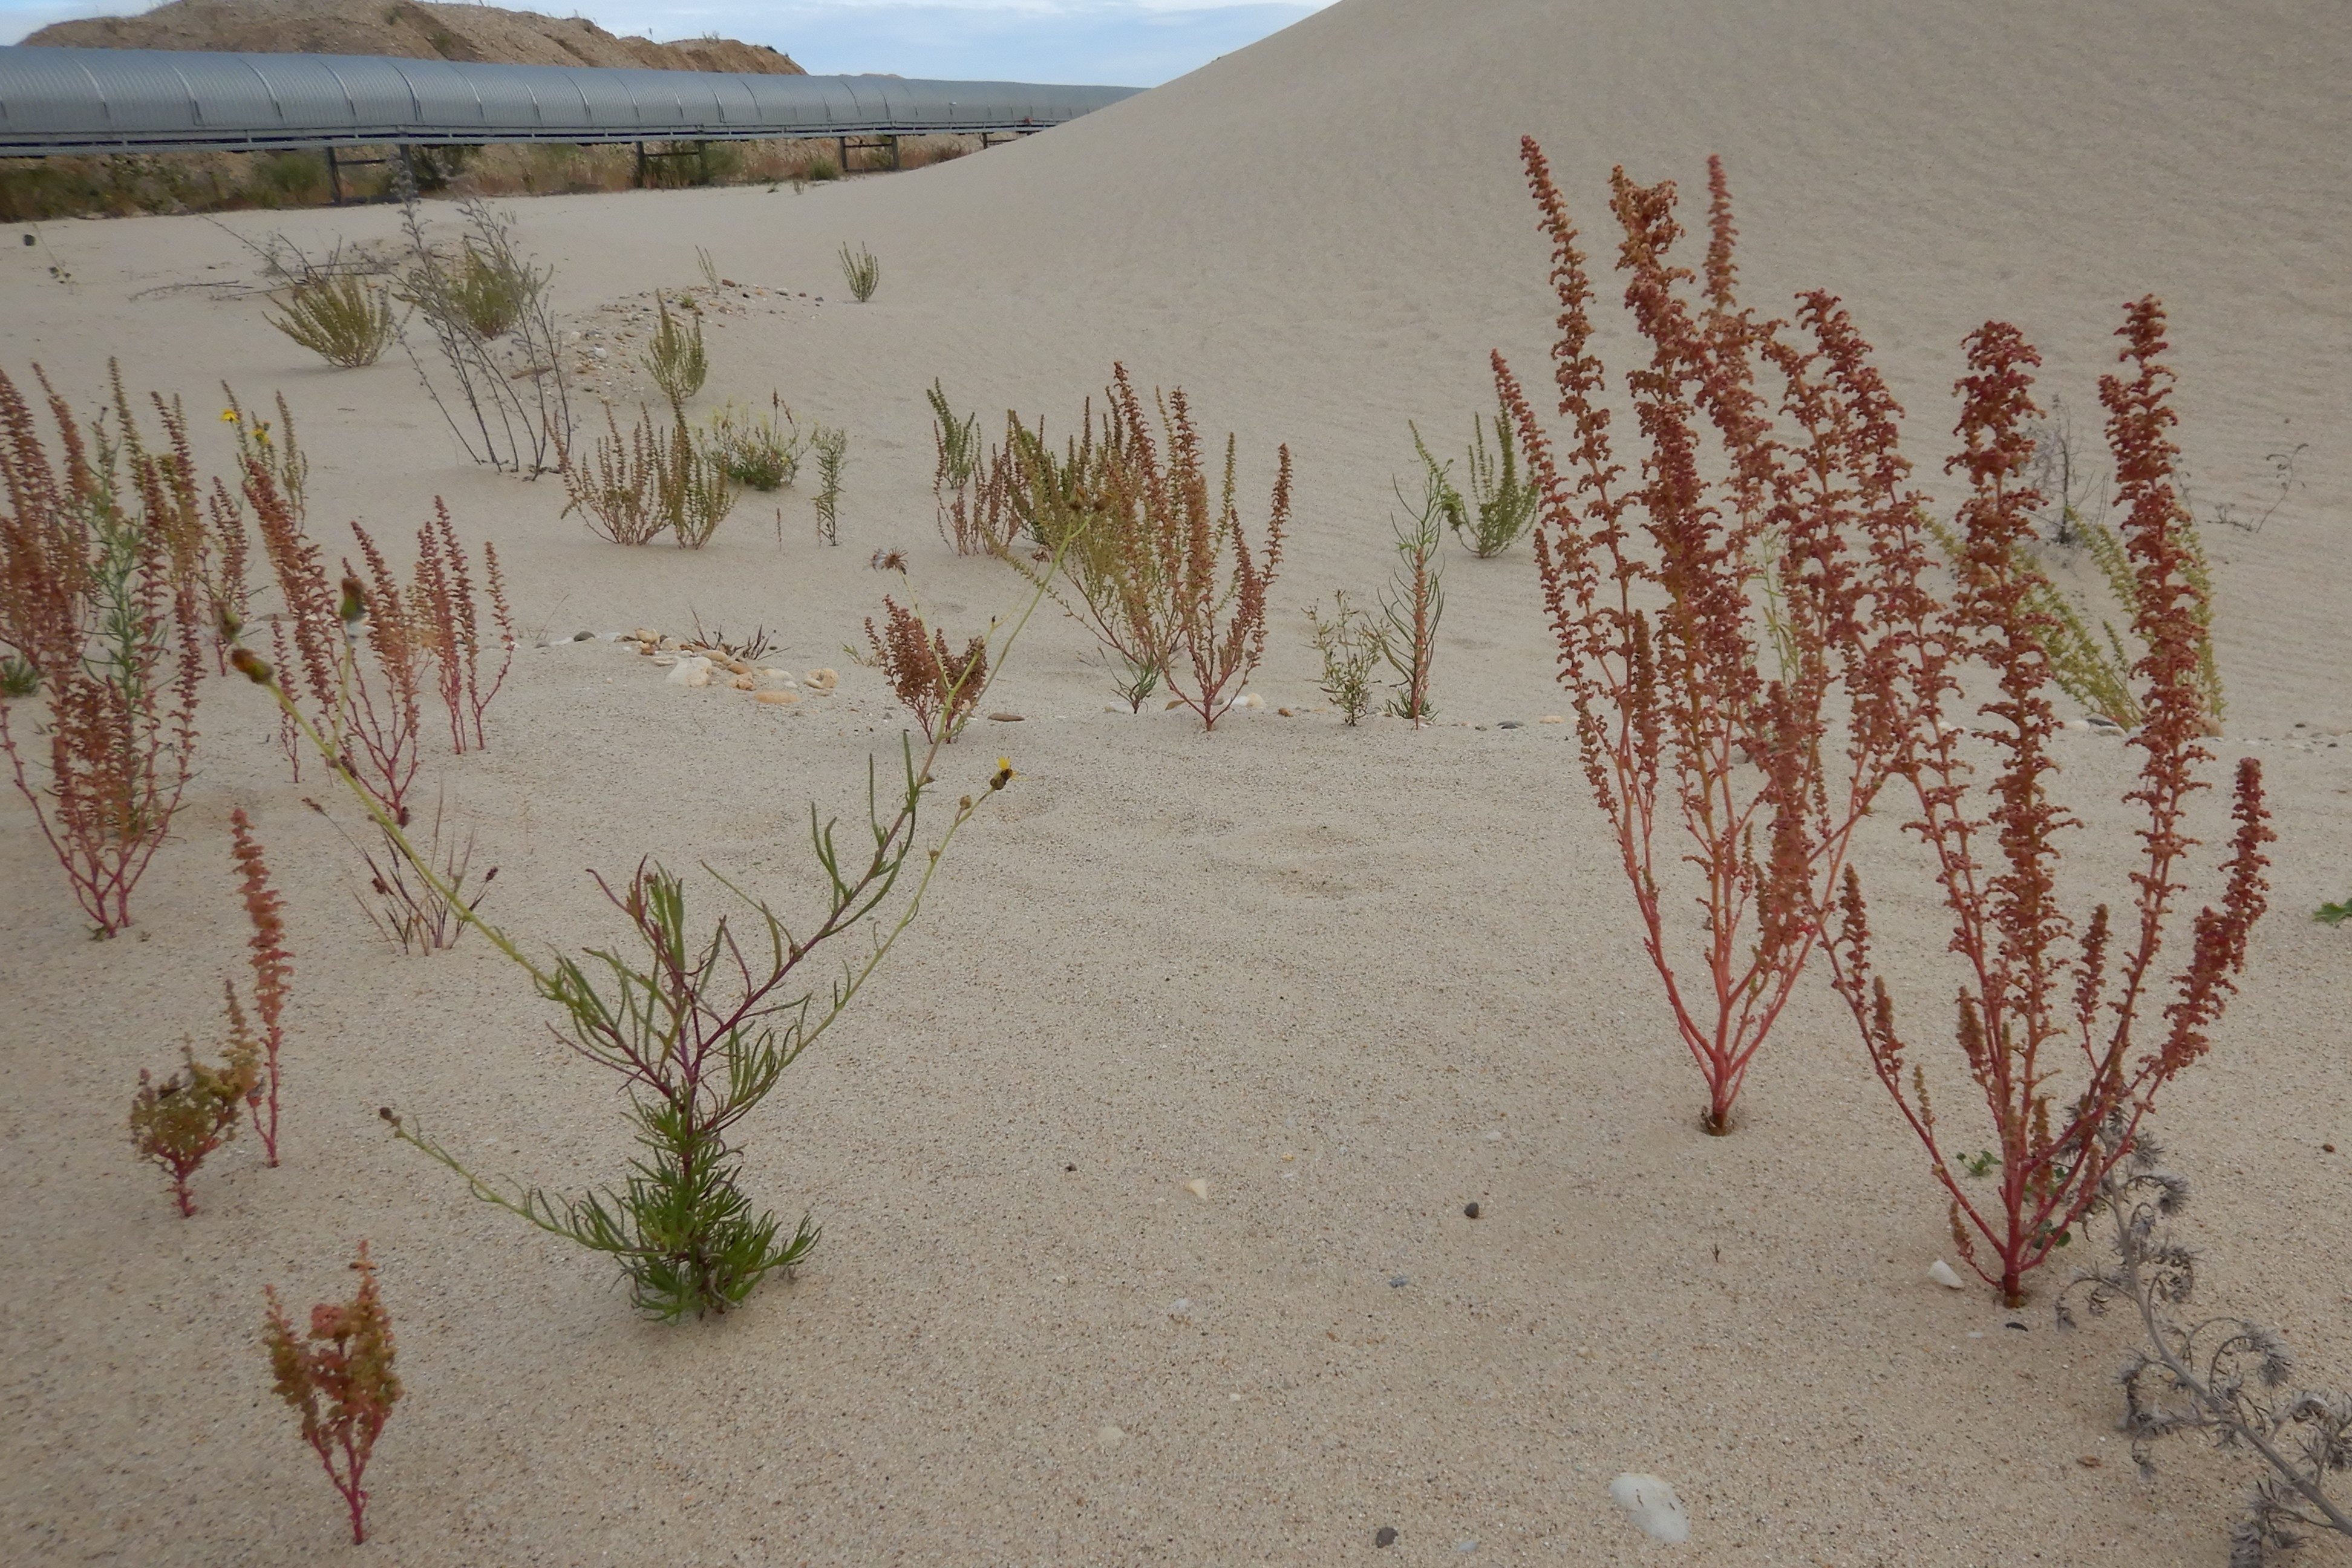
[2,1,2348,1563]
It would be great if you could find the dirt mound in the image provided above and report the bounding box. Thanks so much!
[23,0,805,74]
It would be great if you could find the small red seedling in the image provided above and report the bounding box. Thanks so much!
[264,1241,402,1546]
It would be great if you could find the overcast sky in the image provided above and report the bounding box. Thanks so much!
[0,1,1331,85]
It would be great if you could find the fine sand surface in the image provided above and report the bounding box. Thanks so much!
[4,1,2350,1562]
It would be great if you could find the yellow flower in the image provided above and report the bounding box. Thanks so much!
[219,408,238,423]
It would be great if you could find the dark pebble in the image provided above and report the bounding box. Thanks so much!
[1387,1274,1408,1289]
[1375,1526,1399,1548]
[572,630,596,642]
[1464,1201,1482,1220]
[1064,1163,1077,1172]
[1497,720,1523,730]
[988,712,1026,722]
[2327,1145,2337,1154]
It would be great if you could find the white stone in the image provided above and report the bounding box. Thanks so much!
[1607,1473,1690,1544]
[667,656,713,688]
[1184,1178,1209,1200]
[1929,1259,1967,1290]
[1095,1424,1127,1451]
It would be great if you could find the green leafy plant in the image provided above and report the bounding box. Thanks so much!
[705,394,800,491]
[130,1022,260,1217]
[267,274,397,369]
[929,380,1004,554]
[811,424,848,545]
[643,294,708,411]
[1453,398,1540,557]
[263,1241,401,1545]
[1381,448,1447,725]
[231,561,1061,1321]
[1304,590,1380,725]
[837,242,880,303]
[2318,899,2351,927]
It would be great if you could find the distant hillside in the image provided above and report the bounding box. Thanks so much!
[23,0,805,75]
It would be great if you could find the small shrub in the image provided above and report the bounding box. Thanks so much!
[866,595,990,743]
[838,242,880,303]
[811,425,848,544]
[1826,301,2272,1305]
[307,791,496,953]
[395,194,572,476]
[804,155,841,183]
[929,380,1000,554]
[2319,898,2352,927]
[706,394,800,491]
[665,423,737,549]
[263,1242,402,1545]
[130,1025,260,1217]
[1381,446,1447,725]
[1304,590,1380,725]
[642,295,708,411]
[268,275,397,369]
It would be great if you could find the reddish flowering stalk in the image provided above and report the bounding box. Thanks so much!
[1825,299,2272,1305]
[264,1242,402,1545]
[1495,142,1938,1132]
[229,806,291,1166]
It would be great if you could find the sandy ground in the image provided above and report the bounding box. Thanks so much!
[4,1,2350,1563]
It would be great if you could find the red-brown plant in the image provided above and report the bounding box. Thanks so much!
[0,365,204,935]
[1826,301,2270,1306]
[866,594,989,742]
[230,806,292,1165]
[1105,365,1290,730]
[264,1241,402,1545]
[1494,143,1942,1132]
[411,500,512,754]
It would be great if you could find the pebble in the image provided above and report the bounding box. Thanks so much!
[1374,1527,1399,1548]
[754,690,800,707]
[988,712,1025,722]
[805,667,838,691]
[1539,715,1564,724]
[667,656,713,688]
[1276,707,1293,717]
[632,626,660,642]
[1233,692,1264,710]
[1929,1258,1967,1290]
[651,654,677,667]
[1497,720,1522,729]
[1609,1473,1690,1544]
[731,674,757,691]
[1096,1425,1127,1451]
[1168,1297,1191,1320]
[1464,1201,1482,1220]
[572,630,596,642]
[1387,1274,1408,1289]
[1184,1178,1209,1200]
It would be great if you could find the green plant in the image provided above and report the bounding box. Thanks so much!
[1827,302,2272,1305]
[928,380,996,553]
[866,594,989,743]
[1960,1150,2002,1178]
[1380,449,1447,725]
[2319,899,2352,927]
[1304,590,1380,725]
[811,425,848,544]
[664,422,737,549]
[804,155,841,183]
[263,1241,401,1544]
[705,394,801,491]
[643,294,708,411]
[267,274,397,369]
[837,242,880,303]
[233,565,1056,1321]
[130,1022,260,1217]
[1454,398,1540,557]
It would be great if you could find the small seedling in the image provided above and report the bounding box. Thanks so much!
[2319,899,2352,927]
[1304,590,1381,725]
[264,1242,402,1545]
[812,425,848,544]
[1960,1150,2002,1178]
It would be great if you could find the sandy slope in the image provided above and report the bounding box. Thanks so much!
[2,1,2348,1563]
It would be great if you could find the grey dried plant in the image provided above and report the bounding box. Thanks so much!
[2059,1131,2352,1566]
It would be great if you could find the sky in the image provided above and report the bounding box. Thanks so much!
[0,1,1333,85]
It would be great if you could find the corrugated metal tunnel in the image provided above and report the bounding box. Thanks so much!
[0,45,1140,156]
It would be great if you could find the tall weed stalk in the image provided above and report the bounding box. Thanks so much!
[395,189,572,475]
